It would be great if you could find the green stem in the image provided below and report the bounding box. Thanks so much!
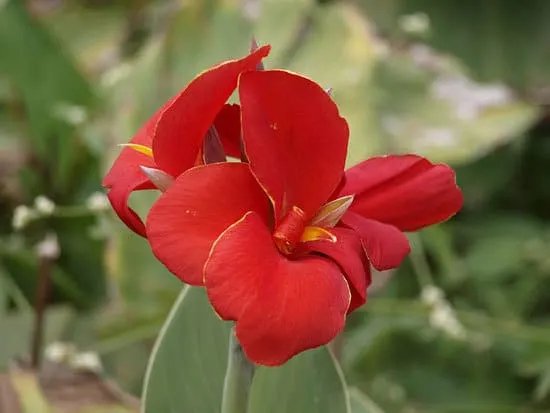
[221,328,255,413]
[408,232,435,288]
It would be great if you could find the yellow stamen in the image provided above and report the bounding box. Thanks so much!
[118,143,153,157]
[301,226,337,243]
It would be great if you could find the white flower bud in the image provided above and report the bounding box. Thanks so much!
[86,191,110,212]
[44,342,76,363]
[12,205,35,230]
[36,233,60,260]
[34,195,55,215]
[71,351,102,373]
[421,285,443,305]
[399,12,430,35]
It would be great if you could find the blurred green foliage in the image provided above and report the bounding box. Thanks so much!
[1,0,550,411]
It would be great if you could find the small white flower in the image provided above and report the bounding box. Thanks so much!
[100,63,131,88]
[35,233,60,259]
[422,285,467,340]
[53,103,88,125]
[421,285,443,305]
[34,195,55,215]
[243,0,261,21]
[430,302,466,339]
[12,205,35,230]
[71,351,102,373]
[419,127,458,148]
[45,342,76,363]
[86,192,110,212]
[399,12,430,35]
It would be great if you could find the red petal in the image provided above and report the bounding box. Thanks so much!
[146,163,271,286]
[214,104,242,159]
[239,70,349,222]
[297,227,370,313]
[338,155,463,231]
[204,212,351,366]
[153,46,270,177]
[342,212,410,271]
[102,116,158,236]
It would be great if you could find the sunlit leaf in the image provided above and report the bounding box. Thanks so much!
[141,287,231,413]
[249,347,350,413]
[143,286,351,413]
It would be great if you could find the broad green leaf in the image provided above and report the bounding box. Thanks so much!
[162,0,254,101]
[369,51,539,164]
[0,247,89,308]
[143,286,351,413]
[0,0,96,193]
[249,347,351,413]
[0,215,107,311]
[349,387,385,413]
[251,0,538,166]
[357,0,550,89]
[141,287,231,413]
[40,2,126,71]
[51,214,108,311]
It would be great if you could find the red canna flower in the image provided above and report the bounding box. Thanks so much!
[104,44,463,366]
[102,45,270,236]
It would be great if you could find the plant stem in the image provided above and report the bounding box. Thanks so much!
[221,328,255,413]
[408,233,435,288]
[31,256,53,369]
[31,233,59,369]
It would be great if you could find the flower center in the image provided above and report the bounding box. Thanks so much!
[273,206,307,255]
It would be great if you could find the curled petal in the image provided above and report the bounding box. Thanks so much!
[153,46,270,177]
[106,180,155,237]
[342,211,410,271]
[103,115,159,236]
[298,227,370,313]
[146,163,271,285]
[205,212,351,366]
[240,70,349,222]
[338,155,463,231]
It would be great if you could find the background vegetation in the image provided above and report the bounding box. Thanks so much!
[1,0,550,412]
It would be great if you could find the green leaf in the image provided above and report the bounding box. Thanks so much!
[249,347,351,413]
[141,287,231,413]
[52,214,108,310]
[369,51,538,164]
[252,0,538,165]
[143,286,351,413]
[0,0,96,193]
[0,246,89,308]
[357,0,550,90]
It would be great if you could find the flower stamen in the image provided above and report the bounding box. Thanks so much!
[273,206,307,255]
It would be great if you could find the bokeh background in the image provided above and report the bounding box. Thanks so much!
[2,0,550,411]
